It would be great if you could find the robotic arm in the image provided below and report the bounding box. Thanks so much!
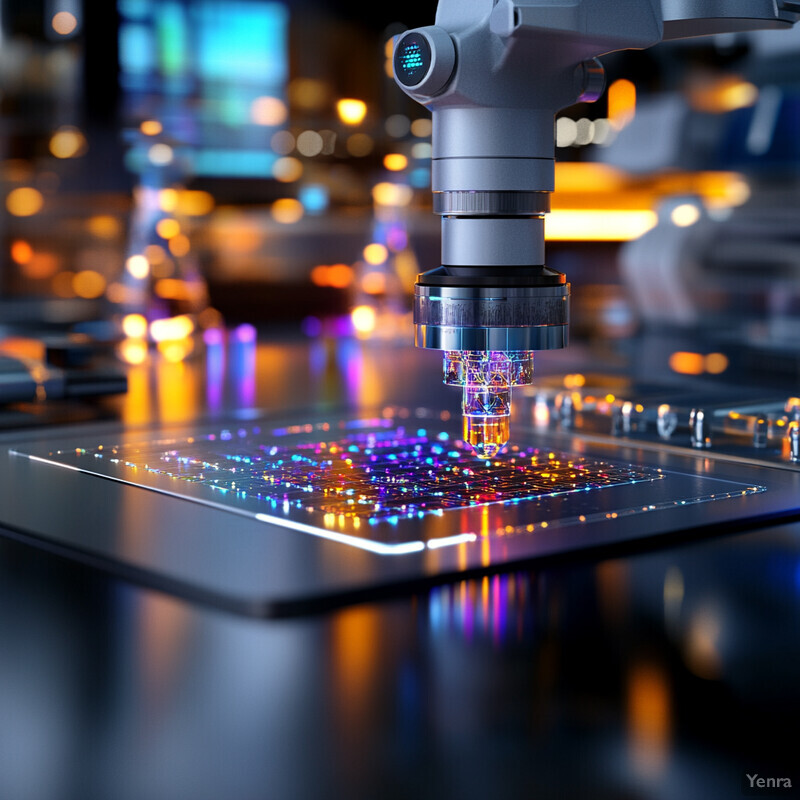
[393,0,799,457]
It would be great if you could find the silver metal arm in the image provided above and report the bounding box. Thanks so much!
[393,0,798,457]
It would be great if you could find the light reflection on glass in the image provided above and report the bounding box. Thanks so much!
[204,328,225,413]
[428,573,521,647]
[232,327,256,408]
[627,662,672,779]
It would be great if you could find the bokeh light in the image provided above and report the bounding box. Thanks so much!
[362,272,387,294]
[289,78,329,111]
[346,133,373,157]
[72,270,106,299]
[271,130,295,155]
[250,96,288,126]
[671,203,701,227]
[87,215,121,239]
[150,315,195,342]
[148,143,174,165]
[363,243,388,265]
[10,240,33,265]
[6,187,44,217]
[385,114,410,137]
[271,198,304,224]
[383,153,408,171]
[51,11,78,35]
[49,127,87,159]
[372,182,413,207]
[156,218,180,239]
[351,305,377,334]
[118,338,149,365]
[140,120,163,136]
[337,99,368,125]
[273,156,303,182]
[126,254,150,279]
[168,234,191,257]
[122,314,148,339]
[296,131,324,157]
[410,118,432,137]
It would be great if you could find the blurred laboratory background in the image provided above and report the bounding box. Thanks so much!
[1,0,800,390]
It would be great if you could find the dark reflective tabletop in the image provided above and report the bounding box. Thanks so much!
[1,334,798,799]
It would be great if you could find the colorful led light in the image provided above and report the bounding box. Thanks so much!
[444,351,534,458]
[58,422,657,522]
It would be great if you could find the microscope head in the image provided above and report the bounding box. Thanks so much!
[393,0,799,457]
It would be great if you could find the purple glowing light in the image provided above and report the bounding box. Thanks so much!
[233,323,257,344]
[204,327,225,346]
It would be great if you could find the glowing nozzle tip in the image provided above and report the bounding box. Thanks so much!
[463,415,510,459]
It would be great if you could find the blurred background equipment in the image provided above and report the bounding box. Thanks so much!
[0,0,799,423]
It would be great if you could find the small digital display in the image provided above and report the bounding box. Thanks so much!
[394,32,431,87]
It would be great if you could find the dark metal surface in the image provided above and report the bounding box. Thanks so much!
[1,336,799,798]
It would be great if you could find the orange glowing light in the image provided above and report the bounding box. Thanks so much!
[122,313,148,339]
[168,234,190,257]
[6,187,44,217]
[704,352,729,375]
[271,198,304,224]
[689,77,758,113]
[372,182,413,207]
[337,98,368,125]
[627,663,672,777]
[87,215,121,239]
[106,282,132,304]
[11,240,33,265]
[362,272,387,294]
[608,79,637,129]
[383,153,408,171]
[310,265,328,286]
[411,118,432,138]
[21,253,60,280]
[158,338,194,363]
[288,78,328,111]
[118,338,148,365]
[563,373,586,389]
[272,156,303,182]
[546,210,657,241]
[155,279,191,300]
[363,243,388,265]
[49,127,86,159]
[156,218,180,239]
[158,188,178,212]
[51,271,76,298]
[72,270,106,299]
[140,120,163,136]
[327,264,354,289]
[145,244,166,265]
[177,190,214,216]
[669,351,705,376]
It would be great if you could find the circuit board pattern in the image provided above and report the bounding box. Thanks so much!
[74,423,663,523]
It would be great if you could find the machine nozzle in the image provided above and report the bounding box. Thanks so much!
[463,413,511,459]
[444,351,534,459]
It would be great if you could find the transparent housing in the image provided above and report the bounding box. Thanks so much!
[444,350,534,458]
